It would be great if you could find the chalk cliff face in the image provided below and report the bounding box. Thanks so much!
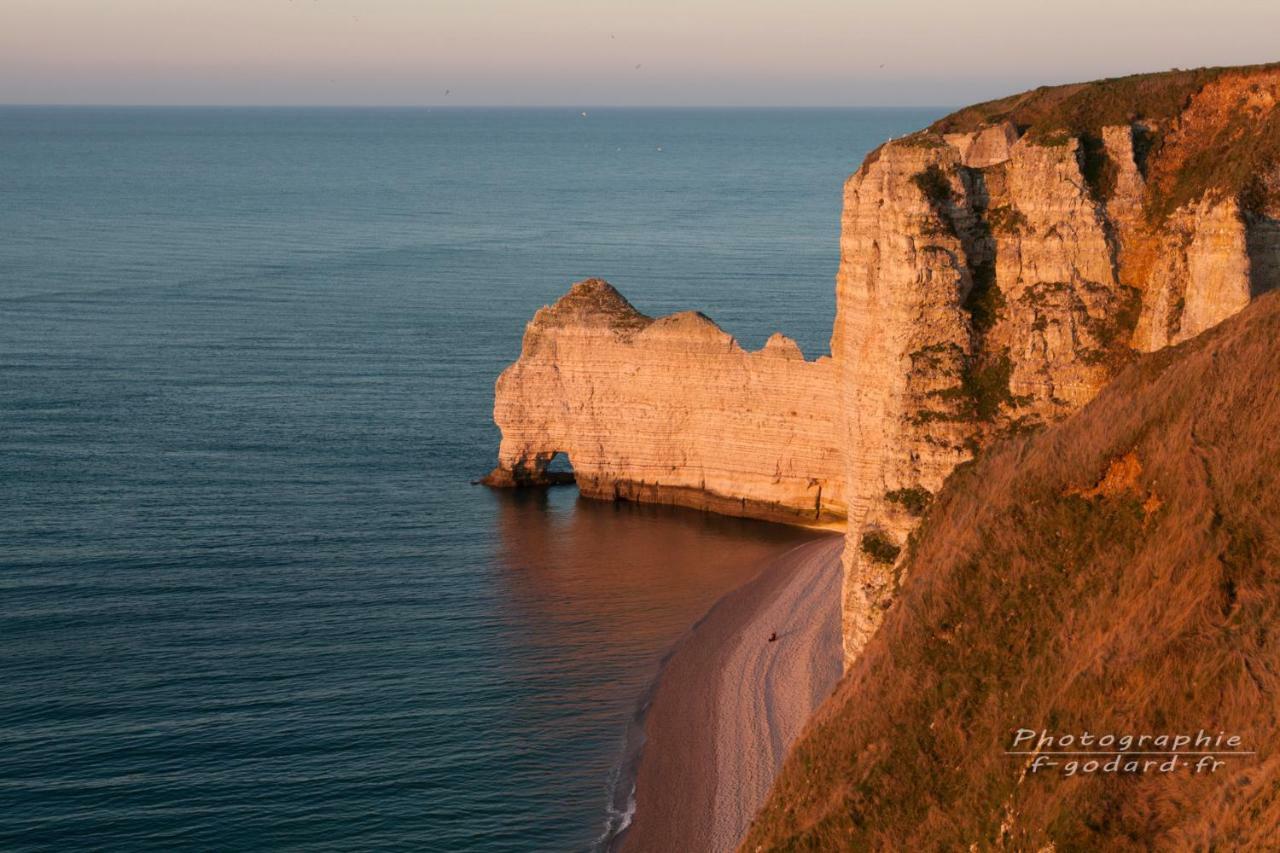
[484,279,846,524]
[486,63,1280,665]
[837,64,1280,662]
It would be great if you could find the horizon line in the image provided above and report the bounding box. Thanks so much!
[0,102,958,111]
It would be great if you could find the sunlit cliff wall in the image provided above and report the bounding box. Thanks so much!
[483,279,846,525]
[837,64,1280,662]
[486,64,1280,665]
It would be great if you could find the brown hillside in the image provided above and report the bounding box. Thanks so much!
[929,64,1279,136]
[744,290,1280,850]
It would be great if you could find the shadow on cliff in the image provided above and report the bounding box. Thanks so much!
[1247,212,1280,298]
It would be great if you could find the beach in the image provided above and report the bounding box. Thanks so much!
[616,535,844,852]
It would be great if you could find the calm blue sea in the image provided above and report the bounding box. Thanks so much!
[0,106,939,851]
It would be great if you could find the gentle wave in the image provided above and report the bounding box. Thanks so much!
[0,106,940,851]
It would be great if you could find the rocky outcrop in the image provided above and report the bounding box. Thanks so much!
[836,129,1144,658]
[837,64,1280,663]
[745,287,1280,852]
[483,279,845,524]
[486,63,1280,667]
[1133,198,1254,349]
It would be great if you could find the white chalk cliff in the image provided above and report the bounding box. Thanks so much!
[484,280,845,524]
[486,64,1280,665]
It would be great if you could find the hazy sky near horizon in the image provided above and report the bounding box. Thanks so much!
[4,0,1279,107]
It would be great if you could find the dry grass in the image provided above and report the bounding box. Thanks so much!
[743,290,1280,850]
[926,63,1280,222]
[929,65,1272,137]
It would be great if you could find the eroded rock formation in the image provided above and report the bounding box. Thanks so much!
[483,279,846,524]
[838,64,1280,662]
[486,63,1280,665]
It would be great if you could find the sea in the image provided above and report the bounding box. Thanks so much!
[0,106,941,851]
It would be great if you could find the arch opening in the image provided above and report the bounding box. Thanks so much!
[518,449,575,486]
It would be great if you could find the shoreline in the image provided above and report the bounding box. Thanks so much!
[610,535,844,852]
[482,478,848,532]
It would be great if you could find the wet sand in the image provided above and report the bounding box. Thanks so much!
[616,536,844,852]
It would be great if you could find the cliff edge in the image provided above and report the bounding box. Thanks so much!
[485,63,1280,665]
[837,62,1280,663]
[743,287,1280,851]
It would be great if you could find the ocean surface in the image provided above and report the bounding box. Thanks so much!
[0,106,941,851]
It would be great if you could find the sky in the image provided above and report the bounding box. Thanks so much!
[3,0,1279,107]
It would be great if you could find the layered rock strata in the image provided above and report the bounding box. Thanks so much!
[486,64,1280,665]
[483,279,846,525]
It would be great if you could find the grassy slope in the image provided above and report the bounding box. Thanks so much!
[744,290,1280,850]
[927,65,1272,136]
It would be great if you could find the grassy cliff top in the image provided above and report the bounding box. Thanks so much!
[930,63,1280,138]
[918,63,1280,219]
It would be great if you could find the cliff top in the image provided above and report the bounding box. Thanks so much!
[529,278,653,335]
[930,63,1280,137]
[744,289,1280,849]
[887,62,1280,220]
[529,281,816,357]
